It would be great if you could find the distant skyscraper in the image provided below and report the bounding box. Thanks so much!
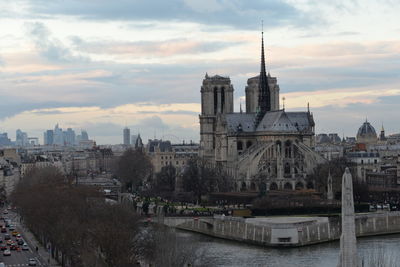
[53,124,64,146]
[0,133,12,146]
[16,129,28,147]
[81,130,89,141]
[63,128,76,146]
[123,127,130,145]
[44,130,54,145]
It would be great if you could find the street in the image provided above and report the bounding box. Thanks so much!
[0,208,46,267]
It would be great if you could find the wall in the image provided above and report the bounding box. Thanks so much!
[175,212,400,247]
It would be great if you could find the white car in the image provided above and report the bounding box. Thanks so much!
[3,249,11,256]
[28,258,37,266]
[22,243,29,251]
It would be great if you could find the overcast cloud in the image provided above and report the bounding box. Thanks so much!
[0,0,399,144]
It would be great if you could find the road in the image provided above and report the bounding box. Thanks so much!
[0,208,45,267]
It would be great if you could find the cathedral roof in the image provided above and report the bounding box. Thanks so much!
[225,110,313,135]
[256,110,298,132]
[225,113,256,133]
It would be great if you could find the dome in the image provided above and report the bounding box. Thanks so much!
[356,121,377,144]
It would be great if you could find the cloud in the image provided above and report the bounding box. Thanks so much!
[25,22,88,63]
[27,0,317,29]
[71,37,243,57]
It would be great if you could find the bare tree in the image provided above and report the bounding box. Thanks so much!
[182,157,232,203]
[115,148,153,192]
[153,165,176,193]
[11,166,144,267]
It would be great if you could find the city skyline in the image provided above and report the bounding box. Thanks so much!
[0,1,399,144]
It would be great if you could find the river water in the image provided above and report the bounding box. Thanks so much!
[179,231,400,267]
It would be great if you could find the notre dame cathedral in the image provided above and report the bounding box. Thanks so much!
[199,33,325,192]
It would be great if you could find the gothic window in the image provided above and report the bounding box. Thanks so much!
[270,182,278,190]
[284,162,291,175]
[221,87,225,113]
[250,182,256,191]
[214,87,218,114]
[295,182,304,190]
[307,181,314,189]
[260,182,267,192]
[285,140,292,158]
[240,182,247,192]
[284,182,293,190]
[237,141,243,151]
[246,141,253,148]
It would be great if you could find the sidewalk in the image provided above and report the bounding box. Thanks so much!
[12,212,61,267]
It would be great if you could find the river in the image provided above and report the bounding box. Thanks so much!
[179,231,400,267]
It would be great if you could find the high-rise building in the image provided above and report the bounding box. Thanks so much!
[44,130,54,145]
[16,129,28,147]
[123,127,130,145]
[53,124,64,146]
[63,128,76,146]
[0,133,12,146]
[81,130,89,141]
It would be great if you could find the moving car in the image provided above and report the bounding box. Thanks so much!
[22,243,29,251]
[3,249,11,256]
[10,243,19,250]
[28,258,37,266]
[18,239,24,245]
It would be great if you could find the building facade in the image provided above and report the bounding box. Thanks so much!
[199,33,325,192]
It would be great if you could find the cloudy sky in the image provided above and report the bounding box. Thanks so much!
[0,0,399,144]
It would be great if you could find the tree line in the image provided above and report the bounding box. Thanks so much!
[115,148,232,202]
[11,165,201,267]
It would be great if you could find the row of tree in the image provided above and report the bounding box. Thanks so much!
[115,148,233,202]
[11,166,143,266]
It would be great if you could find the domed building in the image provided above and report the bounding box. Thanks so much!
[356,120,377,144]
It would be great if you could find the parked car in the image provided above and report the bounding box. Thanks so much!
[3,249,11,256]
[12,231,18,236]
[0,227,5,233]
[0,244,7,250]
[10,243,19,250]
[8,225,15,231]
[4,234,10,240]
[28,258,37,266]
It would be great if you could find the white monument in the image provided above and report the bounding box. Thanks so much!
[337,167,359,267]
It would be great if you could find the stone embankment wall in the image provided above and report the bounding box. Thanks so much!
[175,212,400,247]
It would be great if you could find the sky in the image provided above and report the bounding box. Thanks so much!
[0,0,399,144]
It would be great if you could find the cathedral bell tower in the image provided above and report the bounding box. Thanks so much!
[199,74,234,161]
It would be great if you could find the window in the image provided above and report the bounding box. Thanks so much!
[237,141,243,151]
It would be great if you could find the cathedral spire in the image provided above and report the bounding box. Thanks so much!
[256,26,271,125]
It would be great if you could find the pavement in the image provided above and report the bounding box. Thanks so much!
[0,209,61,267]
